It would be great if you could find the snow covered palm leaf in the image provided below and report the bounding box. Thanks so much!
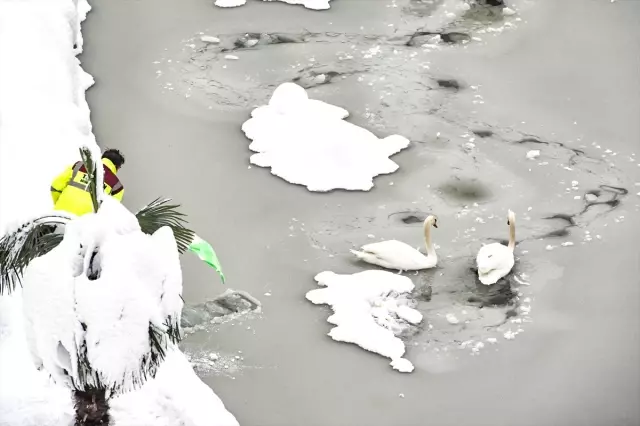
[135,198,195,254]
[21,198,186,395]
[0,214,70,294]
[0,201,196,295]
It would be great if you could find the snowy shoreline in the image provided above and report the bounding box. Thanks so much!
[0,1,237,425]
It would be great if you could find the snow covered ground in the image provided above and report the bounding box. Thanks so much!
[242,82,410,192]
[215,0,331,10]
[0,1,237,425]
[307,270,422,373]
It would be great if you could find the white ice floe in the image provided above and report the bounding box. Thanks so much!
[214,0,247,7]
[306,270,422,373]
[242,82,411,192]
[201,35,221,44]
[0,1,238,424]
[215,0,331,9]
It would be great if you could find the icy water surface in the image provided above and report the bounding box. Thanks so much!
[154,0,637,361]
[82,0,640,424]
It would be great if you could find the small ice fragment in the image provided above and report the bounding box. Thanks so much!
[225,55,239,60]
[209,353,219,361]
[486,337,498,344]
[246,39,259,47]
[526,150,540,159]
[502,7,516,16]
[504,330,517,340]
[201,35,221,43]
[367,234,375,239]
[545,245,555,251]
[571,180,579,187]
[399,393,405,398]
[446,313,460,324]
[264,292,271,296]
[313,74,327,84]
[396,305,423,325]
[561,242,574,247]
[391,358,414,373]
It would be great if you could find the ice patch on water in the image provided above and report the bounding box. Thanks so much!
[306,270,421,373]
[242,82,411,192]
[215,0,331,9]
[185,349,248,378]
[214,0,246,7]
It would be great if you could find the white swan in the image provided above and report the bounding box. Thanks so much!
[350,215,438,272]
[476,210,516,285]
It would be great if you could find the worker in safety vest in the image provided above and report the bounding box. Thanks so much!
[50,149,126,216]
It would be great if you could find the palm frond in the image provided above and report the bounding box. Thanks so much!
[135,198,195,254]
[79,146,100,213]
[0,215,70,295]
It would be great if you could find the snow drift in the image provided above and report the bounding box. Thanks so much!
[241,82,411,192]
[0,1,238,425]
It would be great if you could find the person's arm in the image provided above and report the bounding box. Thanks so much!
[50,165,74,204]
[111,187,124,202]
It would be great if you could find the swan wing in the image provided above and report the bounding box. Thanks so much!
[476,243,515,284]
[356,240,433,270]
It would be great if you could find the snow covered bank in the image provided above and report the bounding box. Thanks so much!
[0,1,237,425]
[242,82,410,192]
[215,0,331,10]
[306,270,422,373]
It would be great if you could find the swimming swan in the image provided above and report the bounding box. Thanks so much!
[476,210,516,285]
[350,216,438,272]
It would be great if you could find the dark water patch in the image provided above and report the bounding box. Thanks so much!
[435,78,463,90]
[543,213,576,227]
[539,228,571,239]
[467,267,517,308]
[514,136,586,159]
[388,210,430,225]
[580,184,627,214]
[472,129,494,138]
[440,32,472,44]
[437,177,492,202]
[219,32,308,52]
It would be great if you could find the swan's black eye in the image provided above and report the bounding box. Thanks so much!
[507,220,510,225]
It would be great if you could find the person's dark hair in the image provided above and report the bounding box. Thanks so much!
[102,148,125,170]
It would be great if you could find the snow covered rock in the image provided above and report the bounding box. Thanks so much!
[241,83,411,192]
[306,270,422,372]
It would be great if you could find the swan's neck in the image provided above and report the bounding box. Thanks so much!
[508,220,516,251]
[424,223,436,257]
